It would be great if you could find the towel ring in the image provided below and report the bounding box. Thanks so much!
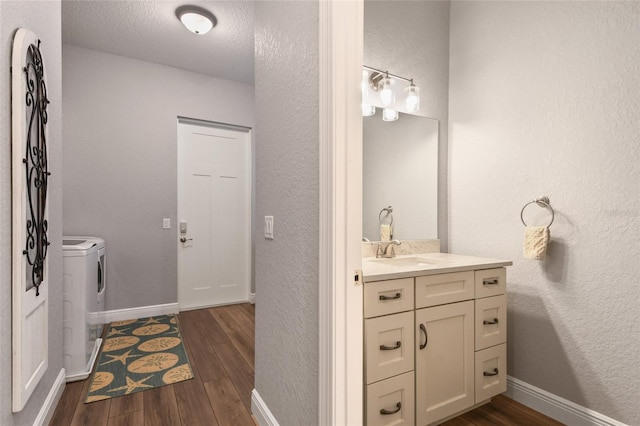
[379,206,393,227]
[520,196,554,227]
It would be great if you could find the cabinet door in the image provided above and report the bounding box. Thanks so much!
[475,294,507,350]
[366,371,415,426]
[364,278,414,319]
[365,311,415,384]
[415,271,474,308]
[415,301,474,426]
[475,343,507,403]
[475,268,506,299]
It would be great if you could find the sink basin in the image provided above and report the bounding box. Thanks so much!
[369,256,441,267]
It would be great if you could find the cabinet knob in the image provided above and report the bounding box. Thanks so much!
[380,402,402,415]
[483,368,499,377]
[379,292,401,301]
[379,341,401,351]
[483,278,499,286]
[419,323,428,350]
[483,318,499,325]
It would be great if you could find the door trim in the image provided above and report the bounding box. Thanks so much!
[318,1,364,425]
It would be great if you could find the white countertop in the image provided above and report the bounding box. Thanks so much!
[362,252,512,282]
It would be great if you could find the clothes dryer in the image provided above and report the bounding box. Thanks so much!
[62,236,106,382]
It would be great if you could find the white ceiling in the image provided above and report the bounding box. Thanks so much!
[62,1,255,85]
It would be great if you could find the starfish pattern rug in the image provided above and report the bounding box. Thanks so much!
[85,314,194,403]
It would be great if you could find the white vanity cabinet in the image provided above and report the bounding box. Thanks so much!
[363,258,510,426]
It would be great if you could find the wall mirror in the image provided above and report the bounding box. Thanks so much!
[362,110,438,241]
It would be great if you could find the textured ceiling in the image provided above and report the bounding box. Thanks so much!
[62,1,255,85]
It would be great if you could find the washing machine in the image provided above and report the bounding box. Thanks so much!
[62,236,107,382]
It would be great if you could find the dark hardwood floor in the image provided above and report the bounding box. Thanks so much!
[441,395,564,426]
[50,303,256,426]
[50,303,563,425]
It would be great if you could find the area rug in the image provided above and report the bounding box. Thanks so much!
[85,314,194,403]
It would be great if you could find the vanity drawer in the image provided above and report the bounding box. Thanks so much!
[365,311,414,384]
[475,343,507,403]
[415,271,474,308]
[366,371,415,426]
[475,268,506,299]
[475,294,507,350]
[364,278,414,319]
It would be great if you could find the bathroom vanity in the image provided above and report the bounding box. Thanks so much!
[362,251,512,426]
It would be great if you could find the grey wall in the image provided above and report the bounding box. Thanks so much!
[254,1,319,424]
[0,1,64,424]
[62,45,255,310]
[449,2,640,424]
[364,0,450,250]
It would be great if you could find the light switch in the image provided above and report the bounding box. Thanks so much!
[264,216,274,239]
[163,218,171,229]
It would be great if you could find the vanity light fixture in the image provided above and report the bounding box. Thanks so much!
[405,81,420,113]
[362,65,421,119]
[361,70,376,116]
[176,6,217,35]
[378,73,395,107]
[382,108,399,122]
[362,103,376,117]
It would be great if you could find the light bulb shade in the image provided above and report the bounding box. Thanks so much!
[405,84,420,112]
[362,70,370,96]
[378,76,395,107]
[362,103,375,117]
[382,108,398,121]
[179,12,214,34]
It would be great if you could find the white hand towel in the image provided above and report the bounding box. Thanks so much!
[380,224,392,241]
[523,226,550,260]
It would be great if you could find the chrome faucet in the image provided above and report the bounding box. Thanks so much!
[376,239,401,258]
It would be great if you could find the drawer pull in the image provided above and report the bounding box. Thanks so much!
[380,402,402,415]
[379,292,401,301]
[419,323,428,350]
[483,368,499,377]
[483,318,499,325]
[483,278,499,286]
[380,341,402,351]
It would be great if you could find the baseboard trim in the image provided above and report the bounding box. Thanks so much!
[506,376,627,426]
[249,293,256,304]
[99,303,179,323]
[65,338,102,383]
[34,368,65,426]
[251,389,279,426]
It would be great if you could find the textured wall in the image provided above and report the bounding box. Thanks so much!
[364,0,450,249]
[0,1,64,424]
[62,45,255,310]
[449,2,639,424]
[254,1,319,424]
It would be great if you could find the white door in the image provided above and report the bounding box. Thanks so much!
[12,28,49,412]
[177,120,251,310]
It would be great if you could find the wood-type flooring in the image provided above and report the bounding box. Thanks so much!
[50,303,563,426]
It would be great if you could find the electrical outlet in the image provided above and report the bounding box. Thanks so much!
[264,216,274,239]
[163,218,171,229]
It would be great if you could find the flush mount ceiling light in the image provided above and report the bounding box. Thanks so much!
[176,6,217,35]
[362,65,421,120]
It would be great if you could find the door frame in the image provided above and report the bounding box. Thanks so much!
[176,117,253,310]
[318,1,364,425]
